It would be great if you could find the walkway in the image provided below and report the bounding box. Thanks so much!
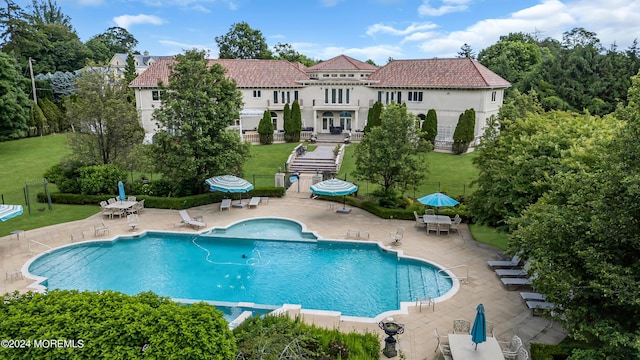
[0,197,566,359]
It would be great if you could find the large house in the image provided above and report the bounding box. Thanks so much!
[129,55,509,149]
[109,51,171,78]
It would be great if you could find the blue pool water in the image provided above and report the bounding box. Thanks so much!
[27,218,453,318]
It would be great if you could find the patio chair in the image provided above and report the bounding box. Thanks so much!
[100,201,114,219]
[127,214,139,230]
[438,223,450,236]
[107,198,117,204]
[93,220,109,236]
[453,319,471,334]
[128,196,136,201]
[450,215,462,232]
[515,347,529,360]
[433,328,448,352]
[220,199,231,211]
[426,222,438,235]
[487,254,522,268]
[414,211,426,227]
[425,208,435,215]
[178,210,206,229]
[486,321,495,337]
[248,197,261,208]
[438,343,453,360]
[499,335,523,360]
[390,227,404,245]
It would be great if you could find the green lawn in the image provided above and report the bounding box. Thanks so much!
[338,143,479,198]
[243,142,300,187]
[468,224,510,251]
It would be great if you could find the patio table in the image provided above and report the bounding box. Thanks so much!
[423,215,452,225]
[105,200,137,210]
[448,334,504,360]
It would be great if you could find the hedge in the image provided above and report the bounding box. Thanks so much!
[38,187,286,210]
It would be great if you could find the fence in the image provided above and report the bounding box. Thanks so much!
[0,179,53,216]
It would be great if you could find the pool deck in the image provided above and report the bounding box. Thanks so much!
[0,194,566,359]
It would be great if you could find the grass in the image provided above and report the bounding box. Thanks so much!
[338,143,479,198]
[468,223,510,250]
[243,142,299,187]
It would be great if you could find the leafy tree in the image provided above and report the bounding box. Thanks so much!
[272,42,316,66]
[65,68,143,165]
[258,110,274,145]
[215,22,272,59]
[365,59,378,66]
[0,290,236,359]
[452,108,475,154]
[469,110,620,229]
[86,26,137,63]
[478,32,541,91]
[151,49,250,196]
[38,97,64,132]
[353,103,428,199]
[124,52,136,83]
[498,89,544,122]
[457,43,475,58]
[509,74,640,359]
[0,50,30,140]
[290,100,302,142]
[421,108,437,144]
[363,101,382,132]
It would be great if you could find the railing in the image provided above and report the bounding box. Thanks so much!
[437,265,469,284]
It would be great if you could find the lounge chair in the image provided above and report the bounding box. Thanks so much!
[248,197,261,208]
[487,255,522,268]
[220,199,231,211]
[495,268,527,277]
[520,292,546,301]
[390,227,404,245]
[526,301,556,315]
[178,210,206,229]
[501,276,533,290]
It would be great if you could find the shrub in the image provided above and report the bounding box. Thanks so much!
[452,108,476,154]
[78,164,128,195]
[421,108,438,145]
[258,110,274,144]
[44,160,84,193]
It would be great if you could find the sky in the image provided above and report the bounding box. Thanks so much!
[41,0,640,64]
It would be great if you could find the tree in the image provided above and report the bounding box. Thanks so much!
[151,49,250,196]
[452,108,475,154]
[290,100,302,142]
[457,43,475,58]
[469,110,620,229]
[35,70,79,101]
[0,50,30,141]
[215,22,272,59]
[498,89,543,122]
[363,101,382,132]
[258,110,274,145]
[421,108,437,145]
[0,290,236,359]
[86,27,138,64]
[365,59,378,66]
[282,102,292,142]
[65,68,143,165]
[272,42,316,66]
[509,75,640,358]
[353,103,428,200]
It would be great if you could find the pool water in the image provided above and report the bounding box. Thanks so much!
[27,219,453,319]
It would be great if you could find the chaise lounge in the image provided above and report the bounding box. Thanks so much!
[220,199,231,211]
[500,276,533,290]
[248,197,261,208]
[178,210,206,229]
[487,255,522,269]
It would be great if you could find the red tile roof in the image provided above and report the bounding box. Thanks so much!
[369,58,510,89]
[307,55,378,72]
[130,58,309,88]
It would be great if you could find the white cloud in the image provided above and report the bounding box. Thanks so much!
[113,14,166,30]
[418,0,472,17]
[76,0,104,5]
[367,22,437,36]
[158,39,215,55]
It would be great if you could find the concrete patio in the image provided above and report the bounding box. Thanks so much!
[0,193,566,359]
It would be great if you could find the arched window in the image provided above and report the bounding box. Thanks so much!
[271,112,278,130]
[322,111,334,132]
[339,111,352,131]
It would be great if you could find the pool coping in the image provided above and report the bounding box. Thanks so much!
[21,216,460,324]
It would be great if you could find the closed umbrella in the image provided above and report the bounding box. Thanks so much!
[0,204,23,222]
[310,178,358,211]
[471,303,487,350]
[205,175,254,204]
[118,181,126,201]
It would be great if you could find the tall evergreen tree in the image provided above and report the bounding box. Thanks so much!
[0,50,30,140]
[290,100,302,142]
[258,110,274,145]
[421,109,437,145]
[452,109,475,154]
[364,101,382,132]
[282,102,293,142]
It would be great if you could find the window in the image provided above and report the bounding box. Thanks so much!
[331,89,336,104]
[408,91,423,102]
[323,74,330,77]
[385,92,389,104]
[271,112,278,130]
[286,91,290,104]
[491,91,497,102]
[339,111,352,130]
[281,92,286,104]
[340,74,346,77]
[346,89,350,104]
[348,74,354,77]
[253,90,261,98]
[273,91,278,104]
[152,90,161,101]
[378,91,383,102]
[397,92,402,104]
[338,89,343,104]
[322,111,334,130]
[390,92,394,102]
[325,89,329,103]
[294,91,299,101]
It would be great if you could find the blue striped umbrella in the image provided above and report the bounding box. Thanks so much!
[0,204,23,222]
[471,303,487,350]
[205,175,254,204]
[310,178,358,209]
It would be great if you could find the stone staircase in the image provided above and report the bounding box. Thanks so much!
[287,145,337,173]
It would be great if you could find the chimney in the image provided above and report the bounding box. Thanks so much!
[143,51,149,56]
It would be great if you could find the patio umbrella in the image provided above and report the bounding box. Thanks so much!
[418,192,459,214]
[205,175,254,204]
[471,303,487,350]
[310,178,358,210]
[0,204,23,222]
[118,181,126,201]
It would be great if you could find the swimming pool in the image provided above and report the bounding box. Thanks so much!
[26,218,456,320]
